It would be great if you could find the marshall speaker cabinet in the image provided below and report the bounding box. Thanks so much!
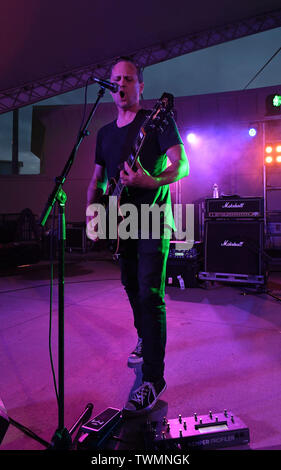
[199,198,265,286]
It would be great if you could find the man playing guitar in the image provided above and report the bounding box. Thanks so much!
[86,57,189,415]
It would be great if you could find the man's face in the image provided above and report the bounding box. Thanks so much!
[110,61,144,110]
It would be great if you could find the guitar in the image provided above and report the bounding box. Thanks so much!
[95,92,174,256]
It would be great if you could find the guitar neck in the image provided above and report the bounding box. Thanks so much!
[112,178,125,198]
[107,94,174,217]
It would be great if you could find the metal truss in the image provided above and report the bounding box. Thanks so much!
[134,9,281,68]
[0,9,281,114]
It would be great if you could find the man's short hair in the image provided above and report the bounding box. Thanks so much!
[110,56,144,83]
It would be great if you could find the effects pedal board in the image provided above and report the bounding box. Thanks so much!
[78,407,121,449]
[146,410,250,450]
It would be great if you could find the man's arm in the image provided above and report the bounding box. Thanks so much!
[120,144,189,189]
[156,143,189,186]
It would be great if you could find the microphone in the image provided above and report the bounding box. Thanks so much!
[92,77,119,93]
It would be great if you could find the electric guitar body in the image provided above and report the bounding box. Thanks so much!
[101,92,174,257]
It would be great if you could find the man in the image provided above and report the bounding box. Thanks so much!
[87,57,189,415]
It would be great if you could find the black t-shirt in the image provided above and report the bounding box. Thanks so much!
[95,109,183,233]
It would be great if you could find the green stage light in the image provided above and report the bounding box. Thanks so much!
[272,95,281,107]
[272,94,281,107]
[266,93,281,115]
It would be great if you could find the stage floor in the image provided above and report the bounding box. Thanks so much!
[1,250,281,452]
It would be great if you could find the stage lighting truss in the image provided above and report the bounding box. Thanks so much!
[264,142,281,165]
[0,9,281,114]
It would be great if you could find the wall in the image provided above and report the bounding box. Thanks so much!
[0,84,280,227]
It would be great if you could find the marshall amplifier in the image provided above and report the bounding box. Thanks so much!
[166,241,203,288]
[199,219,265,285]
[205,197,264,219]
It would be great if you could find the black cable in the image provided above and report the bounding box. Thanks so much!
[77,77,91,140]
[243,45,281,90]
[266,289,281,302]
[49,205,59,405]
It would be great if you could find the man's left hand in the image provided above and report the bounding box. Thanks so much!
[120,159,158,189]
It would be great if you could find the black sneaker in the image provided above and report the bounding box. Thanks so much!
[123,379,167,416]
[128,337,143,365]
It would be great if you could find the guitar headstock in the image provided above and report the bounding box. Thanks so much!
[147,92,174,134]
[157,92,174,114]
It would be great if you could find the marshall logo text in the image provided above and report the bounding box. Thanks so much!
[221,240,244,247]
[222,202,245,209]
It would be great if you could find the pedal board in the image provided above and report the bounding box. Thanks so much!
[146,410,250,450]
[78,407,121,449]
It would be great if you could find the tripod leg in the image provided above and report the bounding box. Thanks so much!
[9,417,50,448]
[48,402,93,449]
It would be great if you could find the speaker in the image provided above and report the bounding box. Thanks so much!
[66,223,86,252]
[166,258,201,288]
[204,219,264,276]
[166,241,203,288]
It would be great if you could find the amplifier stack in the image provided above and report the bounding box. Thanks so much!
[199,197,265,286]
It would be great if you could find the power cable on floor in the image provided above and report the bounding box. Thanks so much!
[265,289,281,302]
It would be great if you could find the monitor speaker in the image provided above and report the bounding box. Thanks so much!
[204,219,264,276]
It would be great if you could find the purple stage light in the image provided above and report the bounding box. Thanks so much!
[186,132,197,144]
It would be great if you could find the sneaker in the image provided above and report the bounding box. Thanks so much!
[128,337,143,365]
[123,379,167,416]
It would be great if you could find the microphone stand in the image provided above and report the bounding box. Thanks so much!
[35,86,105,449]
[7,403,93,449]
